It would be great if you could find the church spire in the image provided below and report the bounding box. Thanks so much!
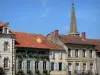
[68,0,80,36]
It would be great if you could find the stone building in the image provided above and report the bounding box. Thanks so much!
[49,48,67,75]
[0,22,15,75]
[47,2,99,75]
[10,31,64,75]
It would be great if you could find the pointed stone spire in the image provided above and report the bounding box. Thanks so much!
[68,0,80,36]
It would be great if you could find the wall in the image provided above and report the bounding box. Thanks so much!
[96,52,100,75]
[0,34,15,75]
[50,50,67,75]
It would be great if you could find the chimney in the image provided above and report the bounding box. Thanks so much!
[82,32,86,40]
[54,30,59,37]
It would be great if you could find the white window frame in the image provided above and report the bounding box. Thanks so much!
[82,49,86,57]
[3,57,10,69]
[4,41,10,51]
[75,49,78,57]
[68,48,71,57]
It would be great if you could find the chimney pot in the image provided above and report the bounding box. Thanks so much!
[82,32,86,40]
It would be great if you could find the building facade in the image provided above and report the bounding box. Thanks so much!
[11,31,64,75]
[49,50,67,75]
[15,48,50,75]
[47,2,98,75]
[0,22,15,75]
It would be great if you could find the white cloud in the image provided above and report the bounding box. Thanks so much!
[40,8,49,17]
[40,0,49,17]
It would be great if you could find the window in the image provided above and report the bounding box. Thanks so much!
[4,28,7,33]
[83,63,86,72]
[43,62,46,69]
[75,49,78,57]
[4,41,9,51]
[90,63,93,72]
[68,63,71,75]
[27,60,30,70]
[83,49,86,57]
[75,63,79,73]
[59,63,62,71]
[35,61,38,70]
[51,62,54,71]
[4,57,9,68]
[68,48,71,57]
[51,52,55,59]
[59,52,62,59]
[18,60,22,69]
[90,50,92,58]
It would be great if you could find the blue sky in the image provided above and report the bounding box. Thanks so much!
[0,0,100,39]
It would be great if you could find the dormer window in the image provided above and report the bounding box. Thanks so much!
[4,28,8,33]
[0,28,2,33]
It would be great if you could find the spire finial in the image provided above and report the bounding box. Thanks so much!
[68,0,80,36]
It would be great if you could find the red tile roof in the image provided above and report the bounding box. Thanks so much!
[86,39,100,51]
[11,31,63,50]
[52,34,100,51]
[57,35,95,45]
[0,21,4,27]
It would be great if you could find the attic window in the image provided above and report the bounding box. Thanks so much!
[4,28,8,33]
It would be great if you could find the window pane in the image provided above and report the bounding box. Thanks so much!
[75,63,79,72]
[83,63,86,72]
[83,49,86,57]
[35,61,38,70]
[43,62,46,69]
[27,60,30,70]
[59,63,62,71]
[4,58,9,68]
[90,50,92,57]
[68,48,71,57]
[75,49,78,57]
[18,60,22,69]
[90,63,93,72]
[68,63,71,71]
[51,62,54,71]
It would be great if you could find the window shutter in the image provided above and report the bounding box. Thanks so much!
[50,62,51,71]
[22,61,24,70]
[56,62,59,71]
[46,61,49,71]
[25,60,27,73]
[22,60,27,73]
[52,52,54,58]
[32,61,35,73]
[30,61,32,70]
[8,42,10,51]
[62,63,65,71]
[54,62,56,71]
[39,61,43,74]
[8,61,10,68]
[16,60,18,70]
[3,42,5,51]
[59,52,62,59]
